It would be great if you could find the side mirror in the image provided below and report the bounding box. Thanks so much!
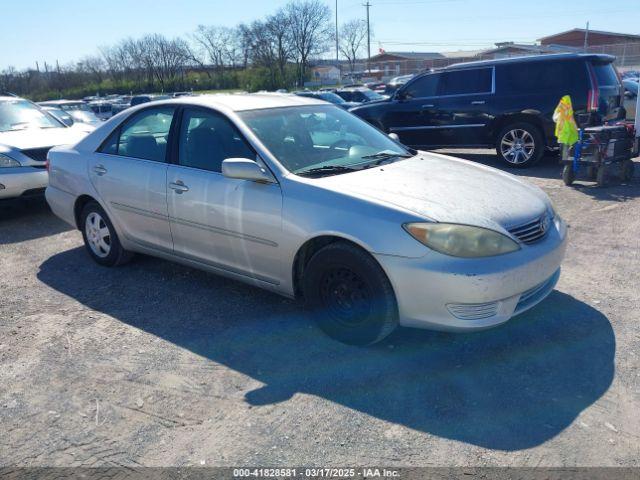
[388,132,400,141]
[222,158,273,183]
[394,89,406,101]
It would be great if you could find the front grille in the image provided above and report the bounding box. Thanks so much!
[21,147,51,163]
[508,214,550,245]
[447,301,499,320]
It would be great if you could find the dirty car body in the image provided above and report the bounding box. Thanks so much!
[46,93,567,344]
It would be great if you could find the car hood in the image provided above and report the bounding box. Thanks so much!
[316,152,550,231]
[0,126,90,151]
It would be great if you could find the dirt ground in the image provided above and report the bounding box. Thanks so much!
[1,150,639,467]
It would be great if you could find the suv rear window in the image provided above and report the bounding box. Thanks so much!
[591,63,619,87]
[441,68,492,96]
[497,60,589,94]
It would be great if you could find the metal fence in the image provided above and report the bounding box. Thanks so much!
[337,42,640,82]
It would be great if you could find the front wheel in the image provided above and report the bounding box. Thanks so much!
[302,242,398,345]
[496,122,545,168]
[80,201,132,267]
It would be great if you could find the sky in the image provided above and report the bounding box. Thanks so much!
[0,0,637,70]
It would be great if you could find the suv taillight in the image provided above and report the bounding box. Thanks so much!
[45,156,50,172]
[587,64,600,112]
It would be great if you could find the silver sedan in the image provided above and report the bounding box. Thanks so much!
[46,94,567,345]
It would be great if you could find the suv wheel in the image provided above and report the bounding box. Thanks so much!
[497,122,544,167]
[80,201,132,267]
[302,242,398,345]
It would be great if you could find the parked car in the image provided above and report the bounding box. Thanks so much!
[87,100,114,121]
[294,90,360,109]
[46,94,566,345]
[0,96,91,200]
[40,106,74,126]
[385,74,414,94]
[364,81,387,94]
[351,53,624,167]
[130,94,171,107]
[622,78,638,98]
[335,86,387,104]
[38,100,103,126]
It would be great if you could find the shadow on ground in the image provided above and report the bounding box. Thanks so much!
[38,247,615,451]
[0,197,72,244]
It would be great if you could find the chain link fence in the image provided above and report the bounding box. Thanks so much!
[337,42,640,82]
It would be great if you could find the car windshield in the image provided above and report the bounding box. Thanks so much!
[239,105,412,176]
[362,89,384,100]
[0,99,64,132]
[319,92,345,104]
[69,110,100,123]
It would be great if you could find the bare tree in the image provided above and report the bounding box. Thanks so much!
[191,25,236,78]
[339,19,368,73]
[284,0,333,84]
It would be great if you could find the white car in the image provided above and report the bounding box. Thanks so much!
[0,96,93,200]
[46,93,567,345]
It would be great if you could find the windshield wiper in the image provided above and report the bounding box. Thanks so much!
[360,150,413,161]
[296,165,359,177]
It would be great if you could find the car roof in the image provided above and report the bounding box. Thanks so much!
[154,92,325,112]
[443,53,616,71]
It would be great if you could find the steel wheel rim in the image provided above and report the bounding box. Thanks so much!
[319,267,372,327]
[85,212,111,258]
[500,129,535,164]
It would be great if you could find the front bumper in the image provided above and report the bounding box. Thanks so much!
[375,216,568,331]
[0,167,48,200]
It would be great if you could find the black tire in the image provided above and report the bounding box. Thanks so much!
[496,122,545,168]
[596,166,608,187]
[302,242,398,345]
[622,159,635,181]
[562,165,575,186]
[80,201,133,267]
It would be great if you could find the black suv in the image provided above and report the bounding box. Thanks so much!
[350,53,624,167]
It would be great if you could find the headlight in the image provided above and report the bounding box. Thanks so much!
[404,222,521,258]
[0,154,21,168]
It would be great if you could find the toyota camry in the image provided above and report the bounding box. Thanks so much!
[46,93,567,345]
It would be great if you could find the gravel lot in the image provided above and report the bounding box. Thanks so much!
[1,150,639,467]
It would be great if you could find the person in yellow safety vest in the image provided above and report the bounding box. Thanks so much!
[553,95,579,145]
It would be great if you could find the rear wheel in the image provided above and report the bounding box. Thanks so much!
[80,202,132,267]
[302,242,398,345]
[496,122,544,168]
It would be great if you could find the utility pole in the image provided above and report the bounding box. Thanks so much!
[364,1,371,71]
[335,0,339,65]
[583,21,590,51]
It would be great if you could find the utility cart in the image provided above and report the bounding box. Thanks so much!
[561,123,637,187]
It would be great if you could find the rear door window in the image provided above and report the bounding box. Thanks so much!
[403,73,440,98]
[100,107,175,162]
[440,68,492,96]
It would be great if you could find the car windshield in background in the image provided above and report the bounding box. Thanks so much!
[592,63,619,87]
[319,92,346,104]
[60,103,91,112]
[0,99,63,132]
[362,89,384,101]
[239,105,412,176]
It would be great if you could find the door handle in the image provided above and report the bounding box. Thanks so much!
[471,100,486,105]
[92,165,107,176]
[169,181,189,194]
[421,104,435,108]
